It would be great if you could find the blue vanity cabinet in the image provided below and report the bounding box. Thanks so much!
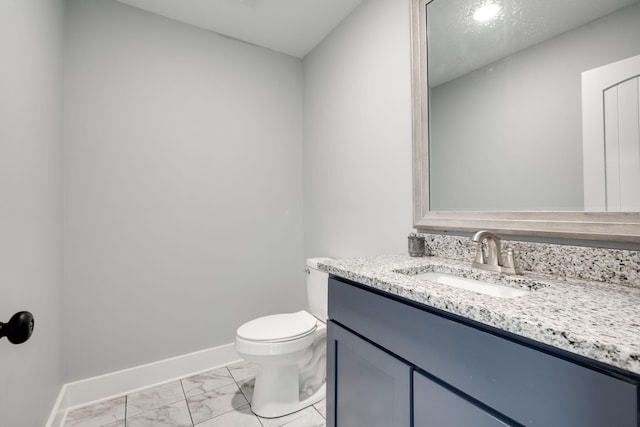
[327,277,639,427]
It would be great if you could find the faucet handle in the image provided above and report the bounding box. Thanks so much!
[503,248,523,274]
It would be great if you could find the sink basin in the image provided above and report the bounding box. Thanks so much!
[414,272,529,298]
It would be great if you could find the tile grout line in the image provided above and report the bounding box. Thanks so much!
[214,366,253,426]
[311,404,324,420]
[178,376,195,427]
[186,365,252,426]
[215,366,252,425]
[228,364,266,426]
[228,365,267,427]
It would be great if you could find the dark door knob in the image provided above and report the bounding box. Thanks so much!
[0,311,35,344]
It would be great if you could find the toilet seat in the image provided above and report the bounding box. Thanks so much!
[237,310,317,343]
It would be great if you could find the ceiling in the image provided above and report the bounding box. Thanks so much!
[427,0,640,87]
[114,0,363,58]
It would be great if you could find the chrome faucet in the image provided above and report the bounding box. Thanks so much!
[471,230,522,275]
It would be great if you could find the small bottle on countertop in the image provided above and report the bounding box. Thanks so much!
[408,233,430,257]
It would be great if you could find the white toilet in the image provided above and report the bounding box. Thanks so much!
[234,257,331,418]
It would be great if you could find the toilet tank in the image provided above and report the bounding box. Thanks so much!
[306,257,332,322]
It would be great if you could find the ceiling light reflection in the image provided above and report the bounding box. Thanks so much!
[473,3,500,22]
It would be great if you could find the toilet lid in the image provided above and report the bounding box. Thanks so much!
[237,310,317,343]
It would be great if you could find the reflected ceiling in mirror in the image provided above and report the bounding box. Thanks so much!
[426,0,640,212]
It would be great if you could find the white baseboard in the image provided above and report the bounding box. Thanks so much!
[46,343,239,427]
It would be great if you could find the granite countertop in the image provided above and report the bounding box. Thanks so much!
[318,254,640,376]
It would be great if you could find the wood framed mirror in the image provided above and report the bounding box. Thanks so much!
[410,0,640,242]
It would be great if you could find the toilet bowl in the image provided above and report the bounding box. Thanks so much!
[234,258,331,418]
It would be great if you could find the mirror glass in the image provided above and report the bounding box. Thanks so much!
[427,0,640,212]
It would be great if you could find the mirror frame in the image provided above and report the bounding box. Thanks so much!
[410,0,640,243]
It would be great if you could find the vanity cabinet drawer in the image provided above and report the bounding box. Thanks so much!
[413,370,512,427]
[328,277,638,426]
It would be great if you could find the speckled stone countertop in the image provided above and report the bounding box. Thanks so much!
[318,255,640,376]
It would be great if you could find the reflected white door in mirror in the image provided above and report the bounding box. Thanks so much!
[583,54,640,212]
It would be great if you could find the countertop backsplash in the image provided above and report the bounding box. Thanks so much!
[419,233,640,288]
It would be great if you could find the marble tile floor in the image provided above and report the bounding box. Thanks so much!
[63,361,326,427]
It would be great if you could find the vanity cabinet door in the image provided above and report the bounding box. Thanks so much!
[413,370,515,427]
[327,321,411,427]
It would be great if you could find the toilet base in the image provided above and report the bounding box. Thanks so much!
[251,377,326,419]
[247,330,327,418]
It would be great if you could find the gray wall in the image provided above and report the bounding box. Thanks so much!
[303,0,413,259]
[0,0,64,425]
[430,3,640,211]
[64,0,305,380]
[0,0,423,420]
